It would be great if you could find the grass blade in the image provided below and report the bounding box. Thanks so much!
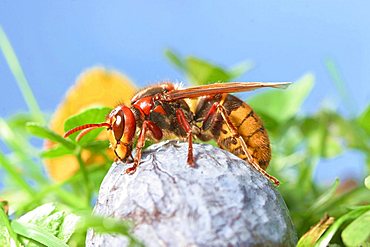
[316,206,370,246]
[74,214,143,246]
[0,151,35,195]
[307,179,339,214]
[325,58,356,115]
[11,220,68,247]
[0,118,48,184]
[0,206,21,247]
[0,26,44,124]
[41,145,73,159]
[297,215,334,247]
[76,150,92,206]
[164,49,185,70]
[26,123,76,150]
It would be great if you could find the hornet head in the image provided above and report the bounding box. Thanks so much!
[64,105,137,161]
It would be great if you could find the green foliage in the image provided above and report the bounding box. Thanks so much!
[166,51,370,246]
[0,26,44,124]
[2,202,142,247]
[316,206,370,247]
[365,175,370,190]
[0,30,369,246]
[0,104,136,246]
[11,203,75,247]
[0,29,136,246]
[358,105,370,135]
[341,210,370,246]
[165,49,253,84]
[26,123,76,150]
[63,107,111,145]
[296,215,334,247]
[249,73,314,123]
[0,202,20,247]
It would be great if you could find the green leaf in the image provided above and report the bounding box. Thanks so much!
[326,58,356,115]
[305,125,325,156]
[0,226,12,247]
[185,56,232,84]
[0,118,38,156]
[0,151,35,195]
[64,107,111,145]
[341,210,370,247]
[26,123,76,150]
[165,51,251,85]
[57,214,81,243]
[7,113,35,131]
[41,145,73,159]
[322,135,342,158]
[81,140,110,152]
[0,205,20,247]
[358,105,370,135]
[308,179,339,214]
[74,214,143,246]
[297,215,334,247]
[228,60,254,79]
[63,107,111,205]
[316,206,370,247]
[365,176,370,190]
[164,49,185,70]
[14,203,80,247]
[0,118,48,185]
[12,221,69,247]
[249,73,314,123]
[302,112,343,158]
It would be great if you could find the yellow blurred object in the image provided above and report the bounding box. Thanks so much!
[45,67,137,181]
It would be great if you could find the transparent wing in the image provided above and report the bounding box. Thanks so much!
[163,82,291,101]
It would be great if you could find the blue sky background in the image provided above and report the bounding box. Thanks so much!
[0,1,369,183]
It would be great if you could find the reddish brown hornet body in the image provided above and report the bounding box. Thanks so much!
[64,82,290,185]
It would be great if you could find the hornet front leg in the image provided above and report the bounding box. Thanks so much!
[126,120,163,174]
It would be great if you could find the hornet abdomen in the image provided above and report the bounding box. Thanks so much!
[195,94,271,170]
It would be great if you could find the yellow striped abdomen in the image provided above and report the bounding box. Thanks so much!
[216,94,271,170]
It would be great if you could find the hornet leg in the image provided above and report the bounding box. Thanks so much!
[126,121,149,174]
[176,109,195,166]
